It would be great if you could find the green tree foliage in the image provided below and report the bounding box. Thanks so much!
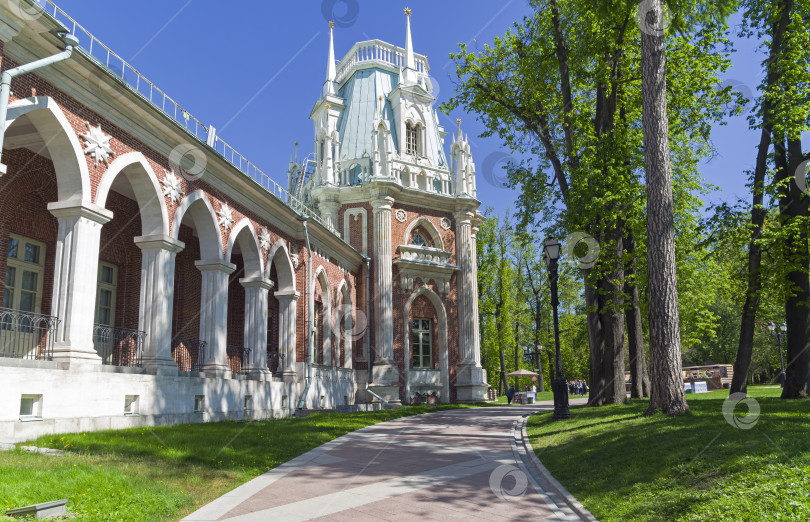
[448,0,735,408]
[477,211,590,395]
[728,0,810,397]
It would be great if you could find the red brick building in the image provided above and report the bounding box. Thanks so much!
[0,2,485,442]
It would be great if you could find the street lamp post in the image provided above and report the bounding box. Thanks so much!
[767,322,787,387]
[544,238,570,420]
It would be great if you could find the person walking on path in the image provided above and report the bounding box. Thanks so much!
[506,386,515,404]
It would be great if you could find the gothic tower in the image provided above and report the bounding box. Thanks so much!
[289,10,487,403]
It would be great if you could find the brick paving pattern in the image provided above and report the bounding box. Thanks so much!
[185,400,591,521]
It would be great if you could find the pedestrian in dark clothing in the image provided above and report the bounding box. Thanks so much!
[506,386,515,405]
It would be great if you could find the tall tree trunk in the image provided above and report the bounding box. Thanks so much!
[731,0,791,395]
[498,338,508,395]
[625,232,648,398]
[602,224,627,404]
[514,321,520,389]
[641,0,688,415]
[731,124,771,394]
[781,137,810,398]
[534,297,545,391]
[586,278,607,405]
[642,346,652,397]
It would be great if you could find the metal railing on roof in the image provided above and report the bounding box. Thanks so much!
[335,39,429,84]
[29,0,335,233]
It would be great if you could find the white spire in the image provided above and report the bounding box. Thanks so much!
[405,7,415,70]
[324,21,337,96]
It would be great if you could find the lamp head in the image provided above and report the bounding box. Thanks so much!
[544,238,561,261]
[767,322,776,332]
[780,323,787,333]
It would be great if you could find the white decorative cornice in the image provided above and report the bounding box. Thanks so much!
[160,170,184,203]
[394,244,456,296]
[217,203,235,230]
[80,122,115,165]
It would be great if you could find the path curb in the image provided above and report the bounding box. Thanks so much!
[519,414,598,521]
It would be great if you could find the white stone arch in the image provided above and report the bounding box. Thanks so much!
[225,218,263,279]
[95,151,170,236]
[5,96,91,201]
[400,165,411,187]
[170,190,223,260]
[266,239,296,292]
[416,169,429,191]
[314,265,333,366]
[404,285,449,402]
[404,105,426,128]
[266,239,298,377]
[404,106,426,157]
[335,279,353,369]
[403,216,444,250]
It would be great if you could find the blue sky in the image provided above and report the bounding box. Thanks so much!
[52,0,766,218]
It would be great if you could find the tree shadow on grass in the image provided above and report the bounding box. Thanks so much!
[25,405,479,474]
[526,398,810,520]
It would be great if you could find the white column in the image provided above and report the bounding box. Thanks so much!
[134,235,184,374]
[454,211,475,365]
[370,195,399,402]
[241,276,273,379]
[195,259,236,376]
[319,200,341,234]
[47,200,113,365]
[372,195,394,364]
[275,290,300,381]
[470,223,482,365]
[324,136,335,185]
[454,210,487,401]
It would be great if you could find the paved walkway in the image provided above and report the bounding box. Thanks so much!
[184,400,594,521]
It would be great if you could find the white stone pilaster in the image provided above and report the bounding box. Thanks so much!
[275,290,300,381]
[195,259,236,377]
[134,235,184,374]
[47,200,113,365]
[240,277,273,379]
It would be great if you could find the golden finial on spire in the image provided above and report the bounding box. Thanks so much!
[294,141,298,147]
[326,103,331,110]
[329,20,334,29]
[457,118,461,136]
[379,96,383,116]
[404,7,411,15]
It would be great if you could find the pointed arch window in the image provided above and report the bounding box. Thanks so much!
[406,123,419,156]
[410,234,427,247]
[412,318,432,368]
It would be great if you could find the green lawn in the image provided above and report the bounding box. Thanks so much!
[1,404,479,521]
[527,386,810,521]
